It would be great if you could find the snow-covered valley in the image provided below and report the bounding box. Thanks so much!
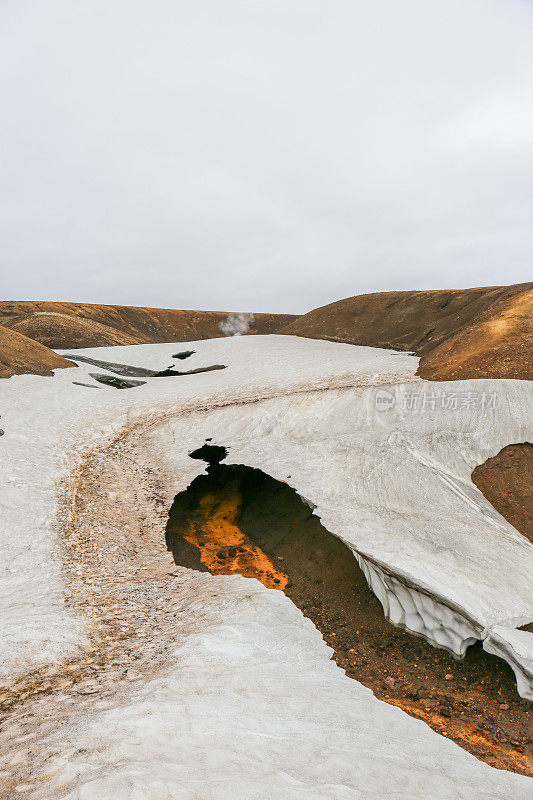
[1,335,532,798]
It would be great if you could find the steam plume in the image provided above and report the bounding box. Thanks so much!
[219,313,254,336]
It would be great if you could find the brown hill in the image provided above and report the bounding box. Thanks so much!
[280,283,533,381]
[7,312,142,349]
[0,302,296,349]
[2,286,531,381]
[0,326,73,379]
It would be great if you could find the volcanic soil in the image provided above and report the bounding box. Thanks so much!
[0,326,74,379]
[473,443,533,547]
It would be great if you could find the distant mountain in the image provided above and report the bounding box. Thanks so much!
[2,284,532,381]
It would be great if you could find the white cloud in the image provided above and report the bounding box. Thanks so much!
[443,86,533,151]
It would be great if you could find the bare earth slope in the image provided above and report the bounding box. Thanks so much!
[0,302,296,349]
[472,443,533,545]
[6,313,142,349]
[0,326,73,379]
[280,283,533,381]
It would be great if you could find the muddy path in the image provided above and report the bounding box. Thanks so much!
[0,430,217,798]
[166,463,533,776]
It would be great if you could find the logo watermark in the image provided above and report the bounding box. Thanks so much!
[375,389,396,411]
[375,388,497,413]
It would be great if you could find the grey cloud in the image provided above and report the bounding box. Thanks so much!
[1,0,532,313]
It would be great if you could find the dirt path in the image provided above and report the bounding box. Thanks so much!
[0,432,215,798]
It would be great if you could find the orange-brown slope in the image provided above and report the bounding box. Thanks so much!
[280,283,533,381]
[7,313,142,349]
[472,443,533,545]
[0,302,297,349]
[0,326,73,379]
[419,287,533,380]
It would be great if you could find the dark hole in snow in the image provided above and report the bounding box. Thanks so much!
[89,373,147,389]
[62,353,226,379]
[164,461,532,763]
[72,381,101,389]
[173,350,195,359]
[518,622,533,633]
[188,443,228,469]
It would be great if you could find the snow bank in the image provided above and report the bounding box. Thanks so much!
[1,335,532,797]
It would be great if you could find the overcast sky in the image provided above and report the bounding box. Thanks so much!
[1,0,532,313]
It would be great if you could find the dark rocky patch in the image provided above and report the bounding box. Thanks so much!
[63,354,226,379]
[89,373,147,390]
